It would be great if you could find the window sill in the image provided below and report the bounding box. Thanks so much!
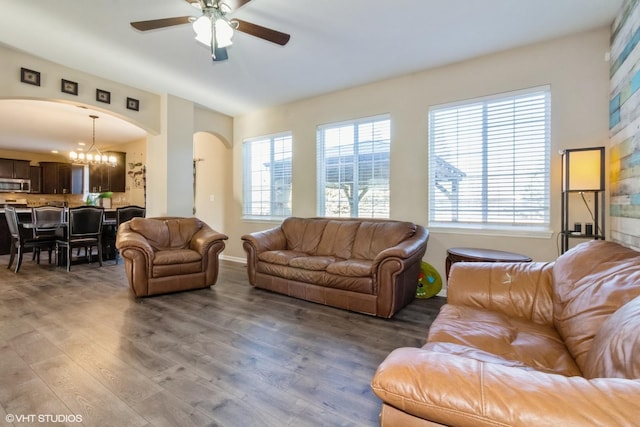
[242,216,287,223]
[427,223,553,239]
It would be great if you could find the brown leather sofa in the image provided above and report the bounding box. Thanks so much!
[371,240,640,426]
[115,217,228,297]
[241,217,429,318]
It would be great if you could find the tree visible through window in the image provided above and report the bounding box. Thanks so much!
[242,133,292,218]
[317,115,391,218]
[429,87,550,228]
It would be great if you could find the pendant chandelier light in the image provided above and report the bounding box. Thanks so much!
[69,114,117,167]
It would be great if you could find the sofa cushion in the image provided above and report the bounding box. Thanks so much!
[258,250,307,266]
[326,259,372,277]
[422,342,548,371]
[154,248,202,265]
[583,295,640,379]
[281,217,328,254]
[258,262,326,285]
[315,220,360,259]
[289,256,335,271]
[427,304,581,376]
[552,240,640,370]
[352,221,415,260]
[129,217,202,251]
[323,274,373,294]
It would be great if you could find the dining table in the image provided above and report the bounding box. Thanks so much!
[21,215,118,266]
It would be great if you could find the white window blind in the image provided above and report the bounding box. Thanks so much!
[429,87,550,228]
[317,115,391,218]
[243,133,292,218]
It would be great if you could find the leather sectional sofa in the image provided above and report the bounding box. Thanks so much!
[371,240,640,426]
[241,217,429,318]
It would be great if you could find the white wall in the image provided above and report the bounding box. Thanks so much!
[194,132,231,233]
[0,44,161,135]
[228,28,612,287]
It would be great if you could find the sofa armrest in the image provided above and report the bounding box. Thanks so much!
[372,347,640,427]
[241,226,287,285]
[115,223,155,262]
[448,261,555,326]
[372,226,430,269]
[372,226,429,318]
[190,225,229,255]
[241,226,287,253]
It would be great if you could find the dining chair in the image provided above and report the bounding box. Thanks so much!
[4,206,56,273]
[56,206,104,272]
[32,206,65,264]
[115,205,145,264]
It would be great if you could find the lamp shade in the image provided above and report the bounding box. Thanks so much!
[214,18,234,48]
[193,15,212,46]
[562,147,604,191]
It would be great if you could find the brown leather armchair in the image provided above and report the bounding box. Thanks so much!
[115,216,228,297]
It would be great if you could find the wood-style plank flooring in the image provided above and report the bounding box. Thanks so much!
[0,254,445,427]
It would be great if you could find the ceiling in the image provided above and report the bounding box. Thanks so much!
[0,0,623,156]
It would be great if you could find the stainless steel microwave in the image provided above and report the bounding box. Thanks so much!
[0,178,31,193]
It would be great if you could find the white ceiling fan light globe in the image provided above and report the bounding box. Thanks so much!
[193,15,212,46]
[214,18,234,48]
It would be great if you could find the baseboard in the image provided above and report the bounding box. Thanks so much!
[220,254,246,264]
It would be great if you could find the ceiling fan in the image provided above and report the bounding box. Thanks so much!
[130,0,290,61]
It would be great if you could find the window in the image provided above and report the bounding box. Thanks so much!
[317,115,391,218]
[429,86,550,229]
[243,132,292,218]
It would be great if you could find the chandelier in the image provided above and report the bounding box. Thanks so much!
[69,114,117,167]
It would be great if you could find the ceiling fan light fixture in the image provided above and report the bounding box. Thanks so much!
[193,15,234,47]
[193,15,212,46]
[192,8,236,61]
[214,17,234,48]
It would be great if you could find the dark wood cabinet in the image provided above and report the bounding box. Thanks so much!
[0,159,12,178]
[41,162,58,194]
[29,166,42,193]
[13,160,30,179]
[40,162,84,194]
[88,152,126,193]
[88,164,108,193]
[0,158,31,179]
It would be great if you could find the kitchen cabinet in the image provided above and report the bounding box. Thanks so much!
[41,162,84,194]
[0,158,31,179]
[88,152,126,193]
[29,166,42,193]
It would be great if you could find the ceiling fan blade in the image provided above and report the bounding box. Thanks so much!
[224,0,253,11]
[131,16,192,31]
[234,19,290,46]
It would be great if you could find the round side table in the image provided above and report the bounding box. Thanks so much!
[445,247,532,279]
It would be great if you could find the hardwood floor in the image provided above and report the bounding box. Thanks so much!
[0,255,445,427]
